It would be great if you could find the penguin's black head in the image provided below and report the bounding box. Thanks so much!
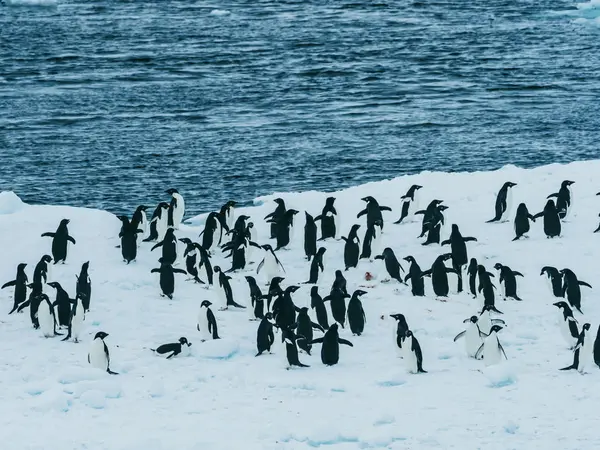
[317,247,327,254]
[553,301,569,309]
[305,211,314,221]
[179,337,191,346]
[326,196,336,205]
[504,182,517,188]
[165,188,179,195]
[361,196,375,203]
[94,331,109,340]
[583,323,591,331]
[477,265,486,274]
[310,286,319,295]
[81,261,89,270]
[201,300,212,308]
[464,316,478,324]
[404,330,413,338]
[274,198,284,205]
[354,289,367,297]
[59,219,70,226]
[17,263,27,270]
[47,282,59,289]
[261,244,273,252]
[414,184,423,190]
[403,256,415,263]
[159,202,170,209]
[137,205,148,211]
[244,275,256,283]
[335,270,343,277]
[117,215,129,222]
[329,323,339,332]
[493,263,503,270]
[238,214,249,221]
[490,325,503,333]
[562,180,575,187]
[298,307,309,314]
[271,276,285,284]
[559,268,571,276]
[438,205,449,212]
[179,237,192,244]
[213,266,221,272]
[226,200,237,207]
[286,285,300,294]
[432,199,443,205]
[441,253,453,262]
[351,224,361,231]
[545,199,556,208]
[264,312,274,321]
[42,254,52,263]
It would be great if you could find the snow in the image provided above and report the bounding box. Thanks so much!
[2,160,600,448]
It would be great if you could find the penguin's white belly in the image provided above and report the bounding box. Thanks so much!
[288,224,296,247]
[71,310,85,340]
[156,216,168,241]
[501,189,513,222]
[246,243,254,263]
[465,325,483,358]
[403,344,418,373]
[264,254,280,281]
[226,209,235,230]
[89,339,108,371]
[173,194,185,229]
[411,194,420,220]
[479,312,492,335]
[578,340,592,373]
[370,227,382,260]
[197,309,211,340]
[38,305,54,337]
[483,335,502,367]
[216,285,227,309]
[331,212,339,238]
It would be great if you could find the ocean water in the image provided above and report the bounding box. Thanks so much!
[1,0,599,216]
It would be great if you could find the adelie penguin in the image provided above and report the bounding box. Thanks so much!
[131,205,149,241]
[422,253,457,300]
[421,205,448,246]
[88,331,118,375]
[310,286,330,330]
[281,325,310,369]
[221,228,261,273]
[257,244,285,285]
[143,202,169,243]
[196,243,214,286]
[375,248,405,284]
[478,304,505,335]
[360,219,382,261]
[245,275,268,320]
[304,212,318,261]
[486,182,516,223]
[61,293,86,343]
[341,224,361,270]
[532,200,561,238]
[390,313,409,357]
[415,200,443,236]
[323,288,350,328]
[151,228,178,266]
[548,180,574,221]
[540,266,563,298]
[493,263,524,301]
[41,219,76,264]
[560,268,591,314]
[347,289,367,336]
[268,209,299,251]
[404,256,426,297]
[272,285,300,330]
[314,196,338,240]
[454,316,487,359]
[295,307,325,355]
[394,184,422,224]
[402,330,426,374]
[512,203,536,241]
[2,263,28,314]
[197,300,220,341]
[179,238,204,283]
[309,323,353,366]
[151,337,191,359]
[441,224,477,292]
[37,294,63,338]
[475,325,507,367]
[553,301,579,349]
[357,196,392,230]
[304,247,326,284]
[199,212,223,253]
[478,265,498,310]
[166,188,185,230]
[561,323,592,373]
[256,312,276,356]
[117,215,144,264]
[467,258,478,298]
[266,276,285,313]
[151,258,188,300]
[330,270,348,296]
[219,200,236,231]
[47,281,73,328]
[264,198,286,240]
[213,266,245,310]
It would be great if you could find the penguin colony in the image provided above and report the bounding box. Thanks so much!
[3,181,600,375]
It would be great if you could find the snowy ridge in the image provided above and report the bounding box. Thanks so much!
[2,160,600,449]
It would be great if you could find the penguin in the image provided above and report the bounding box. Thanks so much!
[131,205,149,240]
[310,286,330,330]
[390,313,409,356]
[374,248,405,284]
[179,238,204,283]
[166,188,185,229]
[341,224,361,270]
[213,266,245,309]
[475,325,507,366]
[221,229,261,273]
[574,323,593,373]
[264,198,286,239]
[2,263,28,314]
[421,205,448,246]
[219,200,236,231]
[593,325,600,369]
[467,258,478,298]
[403,256,426,297]
[314,196,338,240]
[323,288,350,328]
[553,301,579,349]
[541,266,563,298]
[486,182,516,223]
[415,200,443,237]
[441,224,477,292]
[560,269,591,314]
[197,300,219,341]
[32,254,52,287]
[357,196,392,230]
[151,228,178,266]
[330,270,348,296]
[594,214,600,234]
[272,285,300,330]
[151,337,191,359]
[196,244,214,286]
[453,316,487,359]
[41,219,76,264]
[26,292,44,329]
[309,323,353,366]
[422,253,457,300]
[347,289,367,336]
[257,244,285,285]
[245,275,268,320]
[37,294,62,338]
[394,184,422,224]
[244,222,258,262]
[401,330,426,373]
[547,180,574,221]
[143,202,169,242]
[532,200,561,238]
[512,203,536,241]
[478,304,505,335]
[477,265,498,310]
[256,312,276,356]
[295,307,325,355]
[360,220,382,260]
[281,325,310,368]
[231,214,250,237]
[493,263,524,301]
[61,293,86,343]
[304,212,318,261]
[266,276,285,312]
[305,247,326,284]
[47,281,73,328]
[117,215,144,264]
[150,258,188,299]
[199,212,221,253]
[268,209,299,251]
[88,331,118,375]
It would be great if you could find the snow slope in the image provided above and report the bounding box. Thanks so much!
[2,161,600,450]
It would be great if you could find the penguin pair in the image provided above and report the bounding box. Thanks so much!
[475,325,507,367]
[266,209,299,251]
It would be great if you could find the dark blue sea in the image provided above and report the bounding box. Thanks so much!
[1,0,599,216]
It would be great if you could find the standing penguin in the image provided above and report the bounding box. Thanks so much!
[403,256,426,297]
[151,228,178,266]
[309,323,353,366]
[264,198,286,239]
[575,323,593,374]
[347,289,367,336]
[454,316,487,359]
[310,286,330,330]
[512,203,536,241]
[541,266,563,298]
[166,188,185,229]
[256,312,277,356]
[390,313,410,356]
[41,219,76,264]
[199,212,221,253]
[341,224,361,270]
[548,180,574,221]
[560,269,591,314]
[330,270,348,296]
[117,215,144,264]
[219,200,237,231]
[467,258,478,298]
[196,244,214,286]
[486,182,517,223]
[416,200,444,237]
[402,330,427,374]
[323,288,350,328]
[143,202,170,243]
[257,244,286,285]
[269,209,299,251]
[213,266,245,310]
[315,197,338,240]
[197,300,219,341]
[494,263,524,301]
[88,332,118,375]
[357,196,392,230]
[281,325,310,368]
[421,205,448,246]
[475,325,507,366]
[360,219,382,260]
[221,229,261,273]
[305,247,326,284]
[61,293,85,343]
[375,248,405,284]
[553,301,579,349]
[245,276,268,320]
[394,184,423,224]
[131,205,149,241]
[304,212,318,261]
[478,265,498,310]
[295,307,325,355]
[150,258,188,300]
[478,304,505,335]
[441,224,477,292]
[179,238,204,283]
[37,294,62,338]
[272,285,300,331]
[32,254,52,287]
[593,325,600,369]
[47,282,73,328]
[532,200,561,238]
[423,254,457,300]
[266,276,285,313]
[76,261,92,312]
[3,263,28,314]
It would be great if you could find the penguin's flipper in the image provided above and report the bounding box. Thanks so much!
[41,232,56,238]
[338,338,353,347]
[440,239,450,246]
[150,241,164,251]
[532,212,544,220]
[474,343,485,360]
[309,338,324,345]
[173,269,188,275]
[453,331,466,342]
[547,193,559,199]
[380,206,392,212]
[1,280,16,289]
[579,281,592,289]
[513,271,524,277]
[256,259,265,274]
[67,236,76,244]
[464,237,478,242]
[150,268,161,274]
[498,343,508,360]
[356,209,367,218]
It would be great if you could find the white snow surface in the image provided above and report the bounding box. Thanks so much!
[2,161,600,449]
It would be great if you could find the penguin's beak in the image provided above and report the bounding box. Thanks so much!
[552,302,561,307]
[463,318,471,323]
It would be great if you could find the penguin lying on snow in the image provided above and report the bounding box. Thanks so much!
[152,337,192,359]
